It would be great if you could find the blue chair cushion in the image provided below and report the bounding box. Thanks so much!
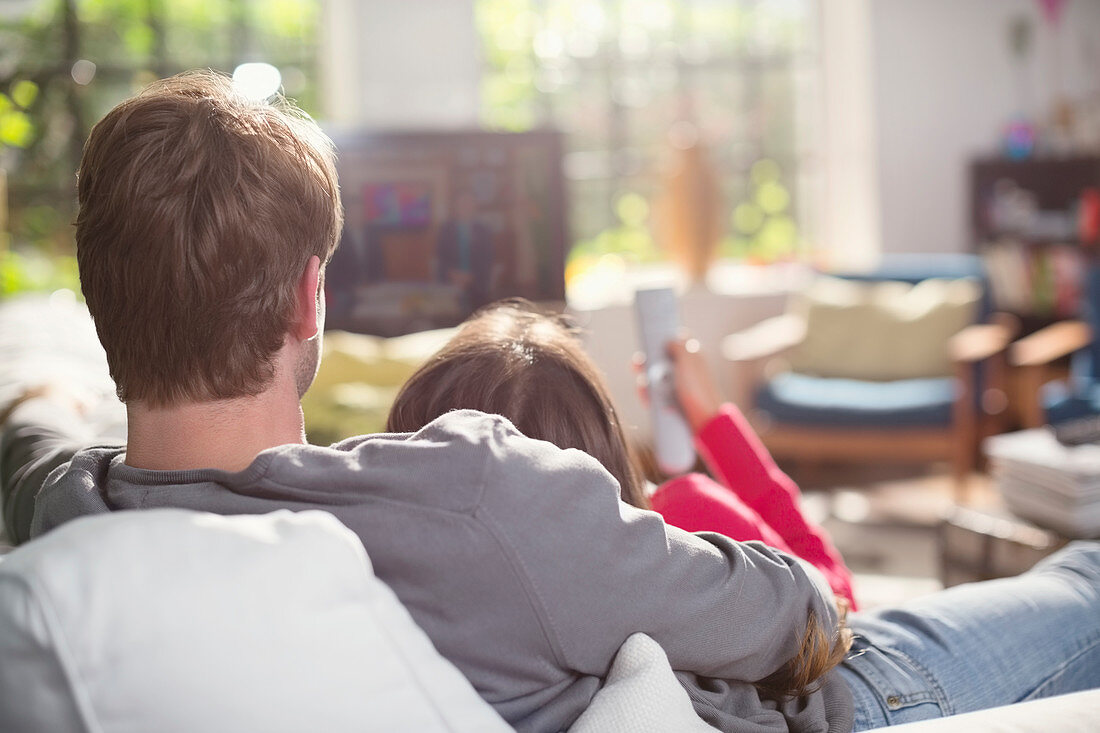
[1042,379,1100,425]
[755,372,957,429]
[830,253,986,283]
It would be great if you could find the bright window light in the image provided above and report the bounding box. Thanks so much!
[232,62,281,101]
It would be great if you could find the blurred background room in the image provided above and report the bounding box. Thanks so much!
[3,0,1100,605]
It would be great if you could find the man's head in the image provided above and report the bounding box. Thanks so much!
[76,70,343,407]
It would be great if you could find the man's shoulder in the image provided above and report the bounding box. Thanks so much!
[40,445,125,495]
[276,410,568,514]
[321,409,617,515]
[330,409,520,457]
[31,445,124,538]
[34,411,615,532]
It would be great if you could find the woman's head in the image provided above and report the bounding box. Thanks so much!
[387,300,648,508]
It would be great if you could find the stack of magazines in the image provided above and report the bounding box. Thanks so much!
[984,429,1100,538]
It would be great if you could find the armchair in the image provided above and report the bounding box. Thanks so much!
[722,255,1017,500]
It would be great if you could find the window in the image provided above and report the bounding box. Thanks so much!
[0,0,319,283]
[476,0,821,285]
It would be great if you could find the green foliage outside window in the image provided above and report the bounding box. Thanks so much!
[475,0,817,281]
[0,0,319,296]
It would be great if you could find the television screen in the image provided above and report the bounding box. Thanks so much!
[363,182,433,227]
[325,129,568,336]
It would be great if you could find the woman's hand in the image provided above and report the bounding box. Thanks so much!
[633,337,722,434]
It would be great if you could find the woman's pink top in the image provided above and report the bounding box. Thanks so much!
[650,404,858,609]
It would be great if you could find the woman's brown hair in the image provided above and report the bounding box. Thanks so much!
[387,300,649,509]
[386,299,850,698]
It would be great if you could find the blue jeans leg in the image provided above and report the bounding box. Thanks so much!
[838,541,1100,729]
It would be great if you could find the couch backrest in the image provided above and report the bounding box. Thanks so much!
[0,509,511,733]
[826,253,992,320]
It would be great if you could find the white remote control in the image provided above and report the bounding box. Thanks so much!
[634,287,695,475]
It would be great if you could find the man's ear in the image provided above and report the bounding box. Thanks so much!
[292,255,323,341]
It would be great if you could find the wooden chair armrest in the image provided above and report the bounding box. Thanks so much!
[721,314,806,364]
[950,313,1020,364]
[1010,320,1092,367]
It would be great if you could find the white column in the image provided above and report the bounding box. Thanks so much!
[818,0,881,270]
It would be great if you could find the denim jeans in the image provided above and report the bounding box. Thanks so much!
[838,542,1100,729]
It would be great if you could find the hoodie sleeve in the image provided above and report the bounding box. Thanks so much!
[477,417,838,683]
[1,399,106,544]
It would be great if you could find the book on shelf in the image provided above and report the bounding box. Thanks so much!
[982,239,1083,318]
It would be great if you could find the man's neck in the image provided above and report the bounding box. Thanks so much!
[124,383,307,473]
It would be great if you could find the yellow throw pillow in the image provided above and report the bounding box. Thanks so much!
[303,328,458,444]
[786,276,980,381]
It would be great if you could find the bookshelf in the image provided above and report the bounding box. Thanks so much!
[970,156,1100,332]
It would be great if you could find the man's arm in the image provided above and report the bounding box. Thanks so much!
[480,417,838,683]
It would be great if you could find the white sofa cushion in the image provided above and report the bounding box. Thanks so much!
[0,509,511,733]
[568,633,717,733]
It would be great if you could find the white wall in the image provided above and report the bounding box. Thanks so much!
[320,0,481,130]
[819,0,881,270]
[317,0,1100,257]
[871,0,1100,255]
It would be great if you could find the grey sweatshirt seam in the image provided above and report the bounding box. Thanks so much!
[476,421,570,670]
[120,478,488,519]
[108,450,277,487]
[474,507,571,671]
[111,441,492,514]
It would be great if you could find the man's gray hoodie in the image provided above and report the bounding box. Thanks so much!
[31,409,854,732]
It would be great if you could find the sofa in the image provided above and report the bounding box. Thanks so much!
[1,296,1097,731]
[1,509,1097,733]
[0,509,714,732]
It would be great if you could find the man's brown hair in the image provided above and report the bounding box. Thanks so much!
[76,70,343,406]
